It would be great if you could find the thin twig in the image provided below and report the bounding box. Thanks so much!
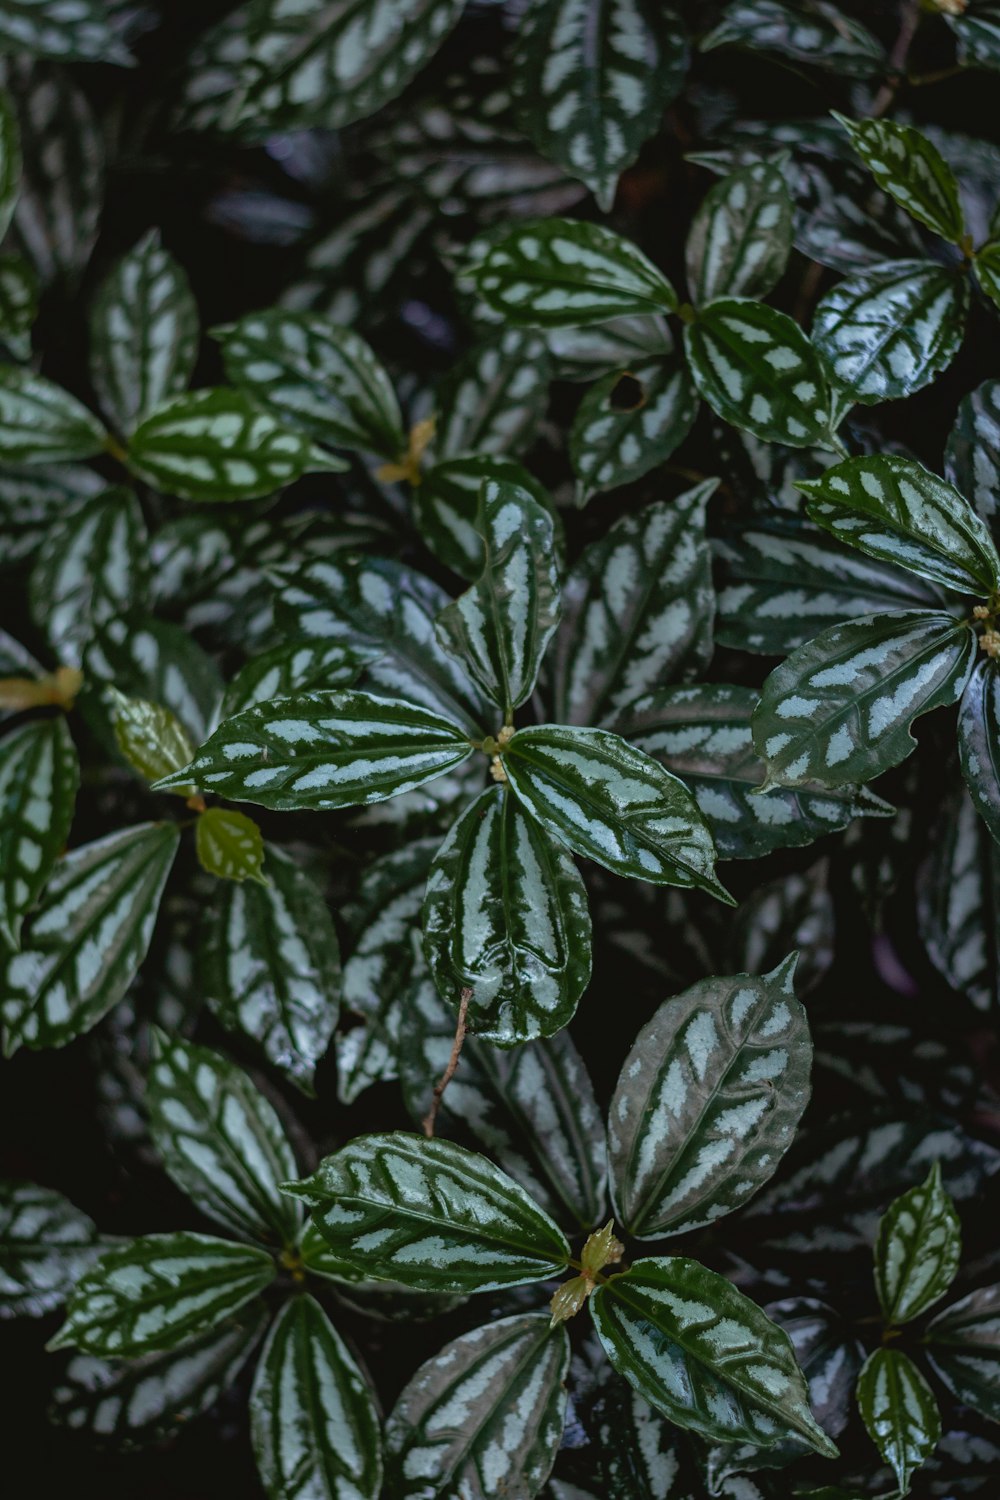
[422,988,471,1138]
[870,0,922,118]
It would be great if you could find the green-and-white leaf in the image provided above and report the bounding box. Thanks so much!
[221,640,372,721]
[619,684,891,860]
[89,230,199,434]
[686,160,794,304]
[684,300,831,448]
[959,659,1000,843]
[127,388,344,502]
[752,611,977,789]
[835,115,965,244]
[0,715,78,948]
[608,956,811,1238]
[925,1282,1000,1424]
[550,482,715,728]
[422,784,591,1045]
[797,454,1000,596]
[155,689,474,809]
[513,0,686,211]
[569,357,698,504]
[0,253,37,361]
[435,479,561,718]
[2,821,179,1054]
[110,690,196,790]
[812,260,969,406]
[148,1031,302,1245]
[544,312,673,381]
[975,239,1000,311]
[385,1313,569,1500]
[948,3,1000,71]
[856,1347,940,1494]
[466,218,677,327]
[195,806,267,884]
[220,309,404,460]
[946,377,1000,528]
[875,1161,962,1326]
[505,724,731,900]
[415,456,558,582]
[918,780,1000,1013]
[700,0,884,76]
[590,1257,836,1454]
[0,364,105,462]
[0,0,132,64]
[49,1233,275,1357]
[0,1180,102,1319]
[0,88,20,243]
[284,1133,571,1294]
[251,1294,383,1500]
[199,845,341,1095]
[434,328,551,461]
[87,612,223,743]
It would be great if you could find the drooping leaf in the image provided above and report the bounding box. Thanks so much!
[0,1180,102,1319]
[812,260,969,406]
[0,364,106,462]
[875,1160,962,1326]
[221,639,372,720]
[686,159,794,304]
[549,482,716,727]
[569,357,698,504]
[856,1347,940,1493]
[284,1133,571,1294]
[109,690,196,791]
[415,455,558,581]
[195,807,267,885]
[752,611,977,789]
[2,821,179,1054]
[0,714,78,948]
[199,845,341,1095]
[0,0,133,64]
[835,115,965,244]
[700,0,884,76]
[385,1313,569,1500]
[251,1294,383,1500]
[684,300,832,448]
[590,1257,837,1454]
[89,230,200,435]
[925,1283,1000,1424]
[434,328,552,461]
[504,724,731,900]
[959,659,1000,843]
[49,1233,276,1357]
[796,454,1000,596]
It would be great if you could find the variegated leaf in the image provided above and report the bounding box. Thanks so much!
[148,1031,302,1245]
[544,312,673,382]
[277,556,491,735]
[0,715,78,948]
[752,611,977,789]
[918,781,1000,1012]
[221,639,372,719]
[195,806,267,884]
[0,462,102,574]
[0,88,20,242]
[699,0,884,76]
[684,300,832,448]
[975,239,1000,311]
[0,252,37,361]
[2,821,179,1054]
[925,1283,1000,1423]
[797,454,1000,596]
[608,956,811,1238]
[0,1180,102,1319]
[505,724,732,900]
[875,1161,962,1326]
[415,455,558,582]
[49,1233,276,1357]
[422,785,591,1045]
[156,689,474,809]
[385,1313,569,1500]
[590,1257,837,1454]
[619,684,891,860]
[686,159,794,305]
[550,482,715,727]
[435,479,561,718]
[109,690,196,791]
[946,377,1000,529]
[0,0,132,64]
[284,1133,571,1293]
[569,357,698,504]
[435,328,552,461]
[466,218,677,327]
[856,1348,940,1494]
[89,230,199,434]
[835,115,965,244]
[199,845,341,1095]
[127,388,345,502]
[812,260,969,406]
[86,612,223,742]
[0,363,106,462]
[959,659,1000,843]
[948,2,1000,71]
[251,1294,383,1500]
[219,309,405,460]
[513,0,686,211]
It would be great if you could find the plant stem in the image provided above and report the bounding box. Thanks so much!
[870,0,922,117]
[422,987,471,1138]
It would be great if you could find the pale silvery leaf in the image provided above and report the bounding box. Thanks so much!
[699,0,884,76]
[608,955,811,1238]
[221,639,372,719]
[544,312,673,382]
[49,1232,276,1357]
[415,456,558,582]
[0,88,20,243]
[0,363,106,462]
[856,1347,940,1493]
[284,1132,571,1293]
[874,1160,962,1326]
[86,613,223,744]
[835,115,966,244]
[569,358,698,504]
[0,715,78,948]
[251,1294,383,1500]
[752,611,977,789]
[0,0,133,64]
[959,660,1000,844]
[0,462,101,575]
[434,328,552,461]
[422,784,592,1045]
[0,1180,102,1319]
[686,159,794,305]
[385,1313,569,1500]
[2,821,179,1054]
[946,377,1000,528]
[925,1283,1000,1424]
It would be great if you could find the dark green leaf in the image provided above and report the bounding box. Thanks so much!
[0,87,20,242]
[0,462,102,574]
[835,115,966,243]
[975,239,1000,311]
[948,3,1000,72]
[0,1180,101,1319]
[0,363,105,462]
[875,1161,962,1326]
[0,0,132,64]
[925,1282,1000,1423]
[87,612,223,743]
[569,357,698,504]
[686,159,794,304]
[221,640,372,720]
[0,252,38,361]
[856,1347,940,1493]
[434,327,552,460]
[700,0,884,76]
[544,312,673,381]
[959,660,1000,843]
[918,780,1000,1012]
[0,714,78,948]
[947,377,1000,528]
[415,455,559,582]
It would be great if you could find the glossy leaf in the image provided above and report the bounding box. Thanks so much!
[0,364,105,462]
[0,1180,101,1319]
[86,613,222,742]
[284,1132,571,1294]
[0,715,78,948]
[385,1313,569,1500]
[221,639,371,720]
[590,1257,837,1454]
[569,357,698,504]
[959,659,1000,843]
[49,1233,276,1357]
[856,1347,940,1494]
[945,377,1000,529]
[925,1283,1000,1423]
[752,611,977,789]
[875,1161,962,1326]
[195,806,267,884]
[2,822,179,1054]
[415,455,558,581]
[109,690,196,791]
[505,723,731,900]
[0,0,132,64]
[700,0,884,76]
[835,115,965,244]
[918,781,1000,1013]
[544,312,673,381]
[434,328,551,460]
[686,159,794,304]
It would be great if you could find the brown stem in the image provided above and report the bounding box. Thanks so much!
[870,0,922,117]
[422,987,471,1138]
